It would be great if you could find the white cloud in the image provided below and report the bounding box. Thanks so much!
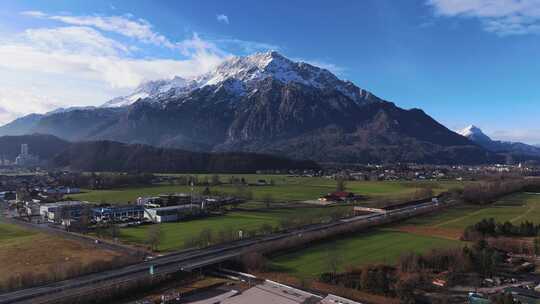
[216,14,229,24]
[491,128,540,144]
[294,58,346,76]
[0,29,223,90]
[24,26,131,56]
[427,0,540,35]
[3,11,279,125]
[215,38,279,53]
[20,10,47,18]
[0,12,230,125]
[0,88,60,123]
[22,11,176,48]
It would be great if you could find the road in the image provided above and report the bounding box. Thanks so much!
[0,199,450,304]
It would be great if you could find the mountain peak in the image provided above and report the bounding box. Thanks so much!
[102,51,380,108]
[459,125,482,137]
[458,125,492,143]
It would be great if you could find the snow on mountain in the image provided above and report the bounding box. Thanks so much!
[102,76,193,108]
[101,51,377,108]
[459,125,540,157]
[458,125,489,139]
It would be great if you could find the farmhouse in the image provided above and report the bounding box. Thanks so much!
[319,191,358,202]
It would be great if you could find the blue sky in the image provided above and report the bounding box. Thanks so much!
[0,0,539,143]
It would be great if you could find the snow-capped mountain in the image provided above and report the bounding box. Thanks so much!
[458,125,493,144]
[459,125,540,158]
[101,51,377,108]
[102,76,193,107]
[0,51,497,164]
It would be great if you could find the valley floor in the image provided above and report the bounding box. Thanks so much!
[267,192,540,279]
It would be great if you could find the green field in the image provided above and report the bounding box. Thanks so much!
[270,229,461,278]
[77,177,465,253]
[268,192,540,279]
[0,223,36,243]
[69,176,463,204]
[120,206,350,251]
[404,192,540,230]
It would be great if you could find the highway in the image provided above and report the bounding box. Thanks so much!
[0,199,448,304]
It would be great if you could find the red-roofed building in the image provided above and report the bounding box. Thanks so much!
[320,191,357,202]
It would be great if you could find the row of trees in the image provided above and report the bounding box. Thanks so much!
[58,172,155,189]
[462,178,540,205]
[463,218,540,239]
[318,240,504,303]
[168,174,277,187]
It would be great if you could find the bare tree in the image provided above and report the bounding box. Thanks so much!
[211,174,221,186]
[147,224,163,251]
[336,178,347,192]
[325,245,343,279]
[263,194,274,209]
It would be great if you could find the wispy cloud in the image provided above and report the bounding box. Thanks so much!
[214,38,279,53]
[427,0,540,35]
[21,11,177,48]
[216,14,229,24]
[0,11,234,124]
[294,58,346,76]
[491,128,540,144]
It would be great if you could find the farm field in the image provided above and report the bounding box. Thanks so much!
[69,176,464,204]
[403,192,540,231]
[120,206,350,252]
[270,229,461,278]
[85,178,464,252]
[268,192,540,279]
[0,222,123,286]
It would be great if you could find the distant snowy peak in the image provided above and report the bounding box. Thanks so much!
[459,125,484,138]
[458,125,493,143]
[101,51,378,108]
[459,124,540,157]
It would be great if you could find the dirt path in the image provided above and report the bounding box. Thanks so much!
[395,225,463,240]
[510,203,535,223]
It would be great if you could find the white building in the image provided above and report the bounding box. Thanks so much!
[144,204,201,223]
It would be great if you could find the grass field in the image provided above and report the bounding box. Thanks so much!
[270,229,461,278]
[81,178,464,252]
[0,222,123,286]
[120,206,350,251]
[268,192,540,279]
[404,192,540,230]
[69,176,463,204]
[0,223,37,242]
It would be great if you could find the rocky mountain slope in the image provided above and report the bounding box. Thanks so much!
[0,51,495,164]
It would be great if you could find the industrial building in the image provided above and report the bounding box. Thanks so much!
[39,201,87,224]
[92,205,145,223]
[144,204,202,223]
[14,144,39,166]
